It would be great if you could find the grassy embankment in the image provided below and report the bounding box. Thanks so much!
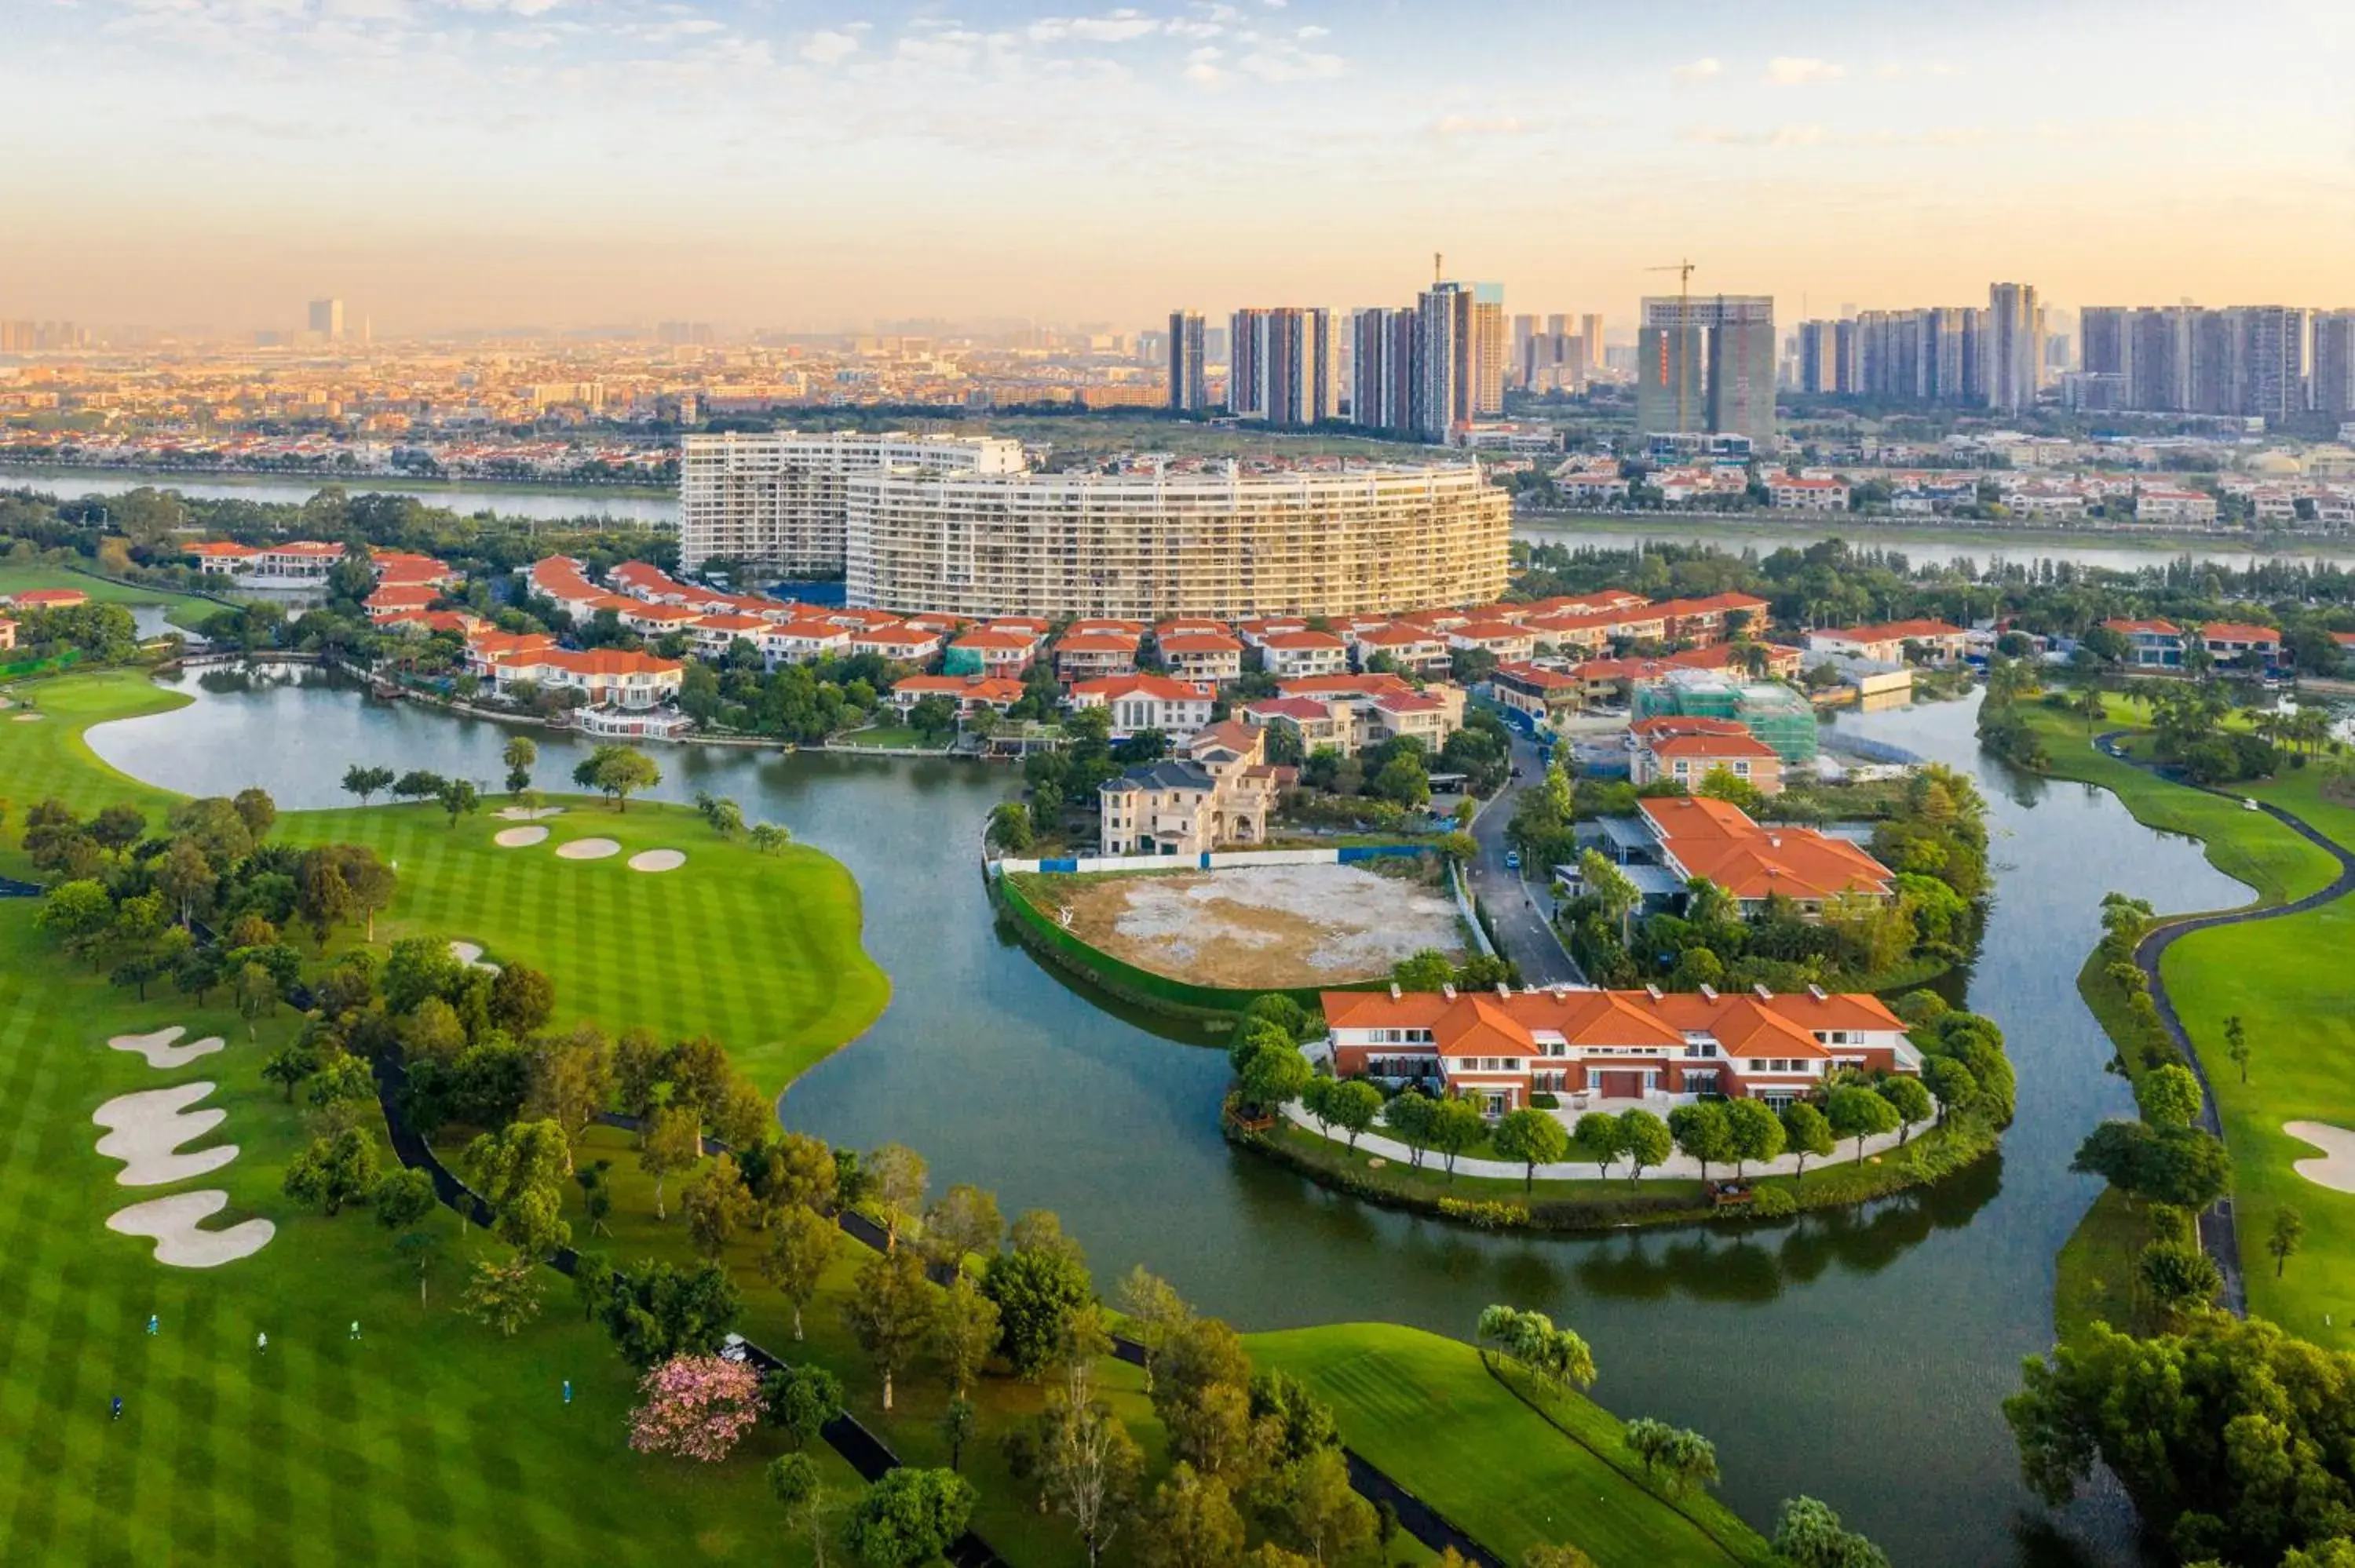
[1,667,1744,1566]
[0,562,223,636]
[2019,697,2355,1347]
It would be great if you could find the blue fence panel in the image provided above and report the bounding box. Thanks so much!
[1039,856,1079,873]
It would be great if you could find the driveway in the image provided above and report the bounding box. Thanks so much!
[1462,727,1584,986]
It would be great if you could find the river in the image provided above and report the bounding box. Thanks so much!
[15,463,2355,576]
[82,667,2248,1566]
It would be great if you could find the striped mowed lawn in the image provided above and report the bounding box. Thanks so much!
[2,669,891,1094]
[1245,1324,1776,1568]
[0,906,865,1566]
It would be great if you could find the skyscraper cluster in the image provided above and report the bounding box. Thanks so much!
[1510,312,1604,393]
[1791,283,2044,414]
[2073,304,2353,420]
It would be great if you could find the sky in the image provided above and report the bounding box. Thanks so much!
[5,0,2353,335]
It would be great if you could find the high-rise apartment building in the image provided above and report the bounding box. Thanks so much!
[2239,306,2309,424]
[1167,311,1209,414]
[679,430,1027,575]
[1794,320,1839,395]
[1579,315,1605,372]
[1350,308,1418,434]
[1469,286,1506,417]
[1638,294,1776,447]
[1510,314,1538,388]
[2314,312,2355,418]
[1228,308,1337,428]
[308,298,344,341]
[1985,283,2043,413]
[1414,283,1468,442]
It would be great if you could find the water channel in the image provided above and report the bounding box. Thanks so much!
[14,463,2355,576]
[82,666,2252,1566]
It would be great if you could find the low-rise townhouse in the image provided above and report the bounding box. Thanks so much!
[1099,721,1289,857]
[1627,717,1785,795]
[2196,622,2285,670]
[1053,629,1142,683]
[1353,623,1454,676]
[1488,661,1586,727]
[2101,618,2185,668]
[2135,488,2220,525]
[1805,619,1969,666]
[849,624,945,664]
[480,646,685,709]
[1765,476,1853,512]
[762,616,855,665]
[1157,631,1245,684]
[889,674,1027,716]
[1648,593,1772,645]
[1240,695,1356,756]
[1259,629,1350,680]
[1068,673,1218,741]
[1447,621,1538,663]
[1595,796,1893,917]
[949,629,1042,678]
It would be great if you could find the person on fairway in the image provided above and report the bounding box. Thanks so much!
[111,1396,123,1421]
[255,1331,267,1354]
[146,1315,158,1336]
[349,1321,361,1341]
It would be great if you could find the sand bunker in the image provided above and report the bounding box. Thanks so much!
[108,1026,225,1070]
[106,1191,275,1268]
[496,805,564,820]
[93,1082,237,1187]
[449,941,500,973]
[11,713,43,722]
[629,849,685,873]
[494,825,550,847]
[555,837,621,860]
[2286,1121,2355,1194]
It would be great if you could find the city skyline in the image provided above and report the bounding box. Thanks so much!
[5,0,2353,333]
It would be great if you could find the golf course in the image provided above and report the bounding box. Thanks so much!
[0,665,1775,1567]
[2024,695,2355,1347]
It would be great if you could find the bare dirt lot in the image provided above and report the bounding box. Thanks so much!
[1024,861,1466,989]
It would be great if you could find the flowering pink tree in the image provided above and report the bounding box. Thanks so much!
[628,1355,764,1463]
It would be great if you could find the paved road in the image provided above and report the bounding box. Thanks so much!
[2094,730,2355,1318]
[1463,728,1585,986]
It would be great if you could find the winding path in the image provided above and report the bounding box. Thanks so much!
[2090,731,2355,1316]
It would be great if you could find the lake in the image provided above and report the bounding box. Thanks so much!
[83,668,2246,1566]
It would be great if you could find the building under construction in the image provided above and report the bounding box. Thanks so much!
[1635,294,1777,449]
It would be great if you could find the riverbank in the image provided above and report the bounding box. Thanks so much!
[1,461,675,501]
[2014,698,2355,1348]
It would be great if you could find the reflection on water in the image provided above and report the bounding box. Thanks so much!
[86,667,2240,1566]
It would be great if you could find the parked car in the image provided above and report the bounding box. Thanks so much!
[1505,850,1521,870]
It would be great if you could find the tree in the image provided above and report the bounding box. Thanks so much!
[392,769,447,805]
[1824,1085,1900,1161]
[1574,1110,1627,1179]
[343,764,396,806]
[155,839,215,928]
[2224,1014,2251,1085]
[1781,1100,1835,1185]
[460,1118,574,1257]
[864,1142,929,1252]
[263,1045,318,1103]
[233,961,279,1040]
[282,1129,382,1216]
[460,1253,544,1337]
[341,847,397,941]
[1669,1102,1733,1183]
[844,1247,933,1411]
[36,879,114,965]
[1382,1092,1436,1169]
[2138,1239,2224,1315]
[501,736,538,797]
[1619,1109,1672,1183]
[845,1468,976,1568]
[1773,1496,1889,1568]
[576,744,661,811]
[436,776,481,828]
[2071,1120,2233,1212]
[1240,1044,1312,1114]
[922,1183,1005,1271]
[628,1355,764,1463]
[1725,1097,1787,1179]
[1152,1316,1254,1478]
[932,1272,1003,1398]
[1324,1080,1382,1153]
[762,1361,845,1450]
[600,1259,741,1369]
[1476,1305,1597,1395]
[940,1396,978,1472]
[769,1451,836,1568]
[1036,1367,1145,1566]
[1426,1096,1487,1180]
[1392,949,1456,992]
[907,696,958,746]
[1487,1106,1568,1191]
[986,802,1035,854]
[294,851,358,950]
[2268,1206,2306,1278]
[1921,1057,1977,1125]
[750,822,791,855]
[760,1203,839,1340]
[1137,1464,1245,1568]
[640,1103,703,1220]
[681,1154,754,1260]
[232,786,278,842]
[2135,1063,2203,1131]
[374,1168,439,1307]
[1623,1417,1722,1497]
[984,1222,1094,1380]
[1269,1446,1373,1568]
[1115,1266,1191,1393]
[1875,1076,1933,1142]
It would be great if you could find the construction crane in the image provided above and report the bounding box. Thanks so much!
[1645,258,1699,433]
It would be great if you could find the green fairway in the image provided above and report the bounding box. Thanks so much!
[2022,695,2355,1347]
[0,670,891,1092]
[1245,1323,1775,1568]
[0,563,225,633]
[0,906,866,1566]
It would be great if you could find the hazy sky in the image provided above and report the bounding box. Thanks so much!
[7,0,2353,334]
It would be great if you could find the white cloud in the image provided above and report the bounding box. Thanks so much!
[1431,113,1528,139]
[1670,57,1720,84]
[1029,9,1160,43]
[1684,122,1826,147]
[1236,38,1341,82]
[800,26,862,64]
[1765,57,1844,86]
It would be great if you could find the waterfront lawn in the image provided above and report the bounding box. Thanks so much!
[2021,698,2340,906]
[0,907,861,1567]
[1246,1323,1775,1568]
[0,563,222,633]
[0,671,890,1093]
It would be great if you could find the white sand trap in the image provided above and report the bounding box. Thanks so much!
[494,825,550,847]
[555,837,621,860]
[106,1191,275,1268]
[449,940,500,974]
[92,1082,237,1187]
[629,849,686,873]
[11,712,43,722]
[2285,1122,2355,1193]
[108,1026,225,1070]
[496,805,564,821]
